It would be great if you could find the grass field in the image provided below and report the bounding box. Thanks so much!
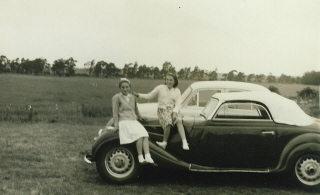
[0,74,319,195]
[1,122,319,195]
[0,74,318,123]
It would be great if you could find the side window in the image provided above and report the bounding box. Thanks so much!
[214,102,270,120]
[187,90,221,107]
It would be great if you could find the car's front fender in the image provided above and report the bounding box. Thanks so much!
[90,131,191,170]
[91,131,120,160]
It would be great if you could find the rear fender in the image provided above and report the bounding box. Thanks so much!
[273,134,320,172]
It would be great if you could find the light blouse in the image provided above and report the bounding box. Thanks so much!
[138,84,182,113]
[112,93,141,129]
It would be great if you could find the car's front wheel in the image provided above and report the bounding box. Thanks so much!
[96,144,140,184]
[293,154,320,189]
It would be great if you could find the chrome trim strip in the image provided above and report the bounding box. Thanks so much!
[189,169,270,173]
[212,118,272,121]
[262,131,275,135]
[189,165,270,173]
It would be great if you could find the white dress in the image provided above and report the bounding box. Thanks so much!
[115,94,149,145]
[119,120,148,144]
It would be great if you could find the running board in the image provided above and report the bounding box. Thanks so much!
[190,164,270,173]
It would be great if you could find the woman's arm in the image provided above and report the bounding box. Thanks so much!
[173,88,182,113]
[112,95,120,130]
[138,85,161,100]
[134,96,141,118]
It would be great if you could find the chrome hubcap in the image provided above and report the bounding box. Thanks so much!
[295,156,320,186]
[105,148,135,178]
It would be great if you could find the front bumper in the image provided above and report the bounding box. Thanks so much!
[84,154,93,164]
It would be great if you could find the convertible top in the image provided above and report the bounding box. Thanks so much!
[212,92,315,126]
[189,81,269,92]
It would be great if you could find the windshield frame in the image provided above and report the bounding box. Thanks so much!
[201,97,220,119]
[181,86,193,106]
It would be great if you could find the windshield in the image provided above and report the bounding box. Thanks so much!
[181,87,192,105]
[201,98,219,118]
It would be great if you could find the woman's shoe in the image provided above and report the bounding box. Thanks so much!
[145,153,154,164]
[138,155,146,164]
[156,141,167,149]
[182,140,189,150]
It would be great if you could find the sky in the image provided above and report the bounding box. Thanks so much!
[0,0,319,76]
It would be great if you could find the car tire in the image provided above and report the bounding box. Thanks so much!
[96,144,141,184]
[292,154,320,190]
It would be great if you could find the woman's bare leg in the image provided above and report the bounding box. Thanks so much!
[136,138,145,163]
[163,125,171,142]
[156,125,170,149]
[142,137,150,154]
[176,119,189,150]
[143,137,154,163]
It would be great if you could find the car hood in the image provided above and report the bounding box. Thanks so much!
[137,103,204,118]
[137,103,158,119]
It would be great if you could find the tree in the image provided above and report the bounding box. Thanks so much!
[65,57,77,76]
[222,73,228,81]
[52,59,66,76]
[266,75,277,83]
[0,55,9,73]
[122,63,132,77]
[104,62,119,78]
[301,71,320,85]
[178,68,186,79]
[161,61,175,78]
[278,74,296,84]
[208,71,218,81]
[255,74,266,83]
[297,87,318,99]
[190,66,200,80]
[227,70,237,81]
[247,74,256,82]
[235,72,246,82]
[84,60,95,76]
[10,58,20,73]
[32,58,47,75]
[152,67,161,79]
[94,61,105,77]
[137,65,147,78]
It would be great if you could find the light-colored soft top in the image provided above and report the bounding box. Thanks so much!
[212,92,315,126]
[189,81,270,92]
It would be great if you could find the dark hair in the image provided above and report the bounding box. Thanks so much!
[119,80,131,88]
[165,72,178,88]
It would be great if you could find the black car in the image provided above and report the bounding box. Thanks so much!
[84,92,320,189]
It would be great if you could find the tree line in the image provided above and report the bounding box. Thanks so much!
[1,55,319,85]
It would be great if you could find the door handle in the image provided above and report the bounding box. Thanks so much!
[261,130,275,135]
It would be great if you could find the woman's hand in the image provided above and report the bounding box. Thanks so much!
[172,112,178,124]
[132,92,139,97]
[138,117,147,122]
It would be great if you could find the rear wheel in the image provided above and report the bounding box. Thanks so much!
[96,144,140,184]
[293,154,320,189]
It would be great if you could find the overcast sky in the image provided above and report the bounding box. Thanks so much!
[1,0,319,76]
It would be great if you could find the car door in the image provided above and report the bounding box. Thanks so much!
[193,102,277,169]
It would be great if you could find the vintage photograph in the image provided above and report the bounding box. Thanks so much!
[1,0,319,194]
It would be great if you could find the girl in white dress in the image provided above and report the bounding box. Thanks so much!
[112,78,154,164]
